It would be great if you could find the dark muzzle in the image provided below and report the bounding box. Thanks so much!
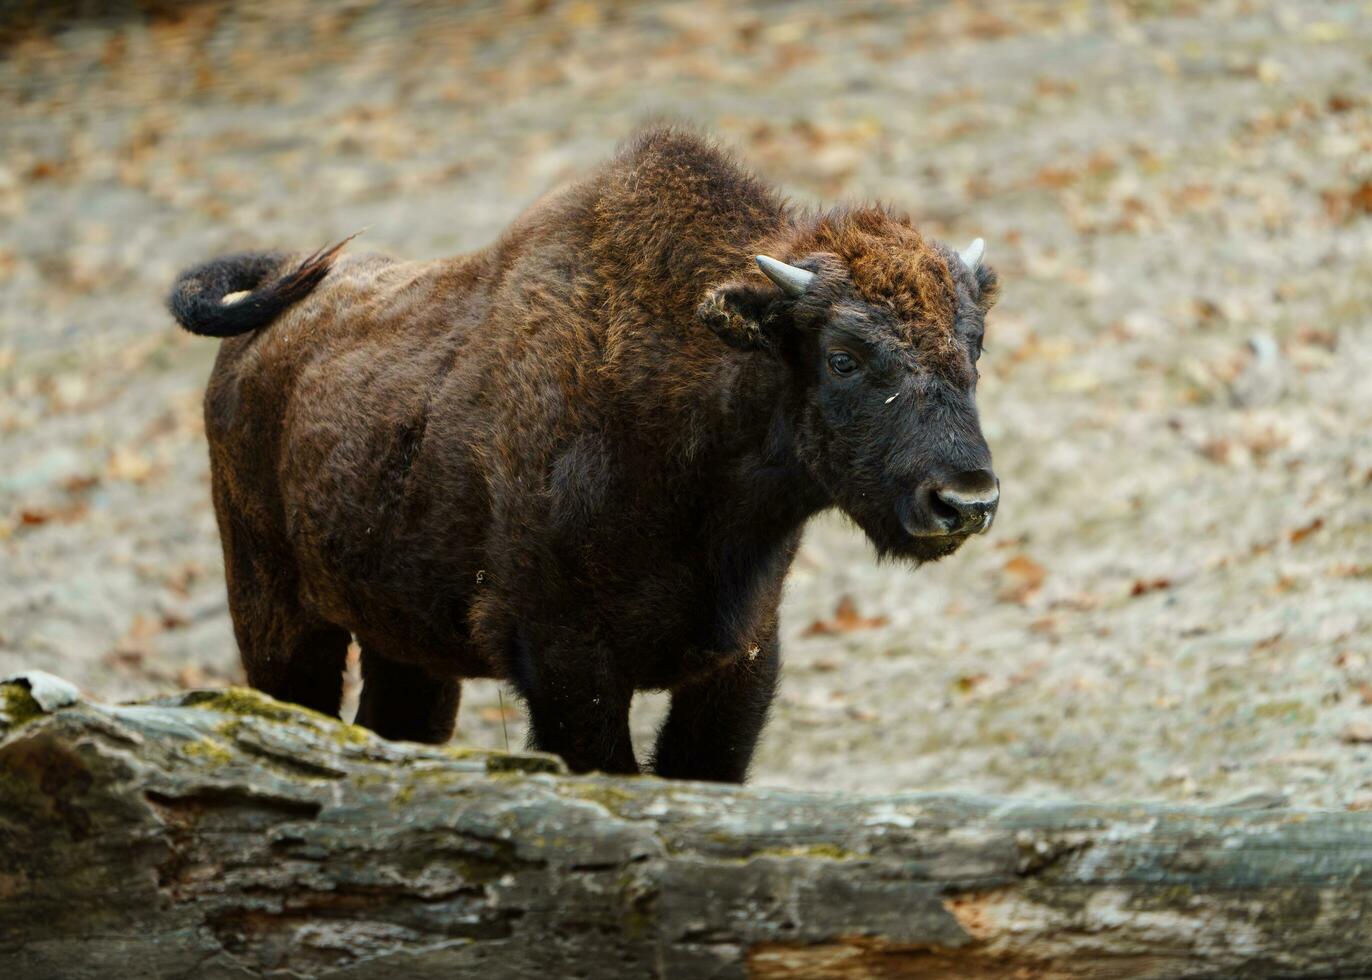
[903,468,999,537]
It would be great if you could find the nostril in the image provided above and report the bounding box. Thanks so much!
[928,491,962,529]
[934,484,999,531]
[907,481,997,537]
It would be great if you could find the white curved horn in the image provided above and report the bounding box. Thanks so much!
[959,238,985,271]
[755,255,815,297]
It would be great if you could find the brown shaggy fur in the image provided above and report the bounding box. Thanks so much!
[170,127,1000,780]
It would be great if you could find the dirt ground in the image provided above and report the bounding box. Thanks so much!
[2,0,1370,807]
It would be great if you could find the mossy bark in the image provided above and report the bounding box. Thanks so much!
[2,673,1370,979]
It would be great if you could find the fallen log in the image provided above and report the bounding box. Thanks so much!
[1,670,1369,979]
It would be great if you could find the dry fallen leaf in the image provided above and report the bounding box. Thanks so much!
[18,505,54,527]
[1329,563,1371,579]
[1252,633,1285,654]
[106,446,153,483]
[1288,517,1325,544]
[1050,592,1099,612]
[17,502,89,526]
[61,473,100,494]
[1323,180,1372,223]
[105,649,144,669]
[1198,438,1234,465]
[162,560,206,597]
[955,672,989,694]
[1340,722,1372,745]
[176,665,208,689]
[998,554,1046,604]
[802,595,888,637]
[1130,577,1171,597]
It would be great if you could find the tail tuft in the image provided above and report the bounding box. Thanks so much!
[168,235,356,338]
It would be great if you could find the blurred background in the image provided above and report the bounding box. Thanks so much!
[1,0,1369,805]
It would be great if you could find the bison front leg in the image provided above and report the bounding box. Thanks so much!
[353,645,462,744]
[510,633,639,775]
[651,635,780,783]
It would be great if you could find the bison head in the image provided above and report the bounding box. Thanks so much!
[698,210,999,563]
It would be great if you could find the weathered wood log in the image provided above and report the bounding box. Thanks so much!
[2,671,1369,979]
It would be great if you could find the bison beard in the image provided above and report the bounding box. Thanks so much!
[169,127,1000,781]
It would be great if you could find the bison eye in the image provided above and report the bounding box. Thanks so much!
[827,351,858,376]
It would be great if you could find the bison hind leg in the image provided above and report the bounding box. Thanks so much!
[220,515,352,719]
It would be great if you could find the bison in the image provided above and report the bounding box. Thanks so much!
[169,128,1000,782]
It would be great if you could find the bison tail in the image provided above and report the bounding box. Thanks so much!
[167,235,355,338]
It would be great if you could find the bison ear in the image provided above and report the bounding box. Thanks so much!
[696,281,782,352]
[974,263,999,312]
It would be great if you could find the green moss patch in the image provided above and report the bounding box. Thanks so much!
[181,737,235,766]
[182,688,370,745]
[0,685,44,731]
